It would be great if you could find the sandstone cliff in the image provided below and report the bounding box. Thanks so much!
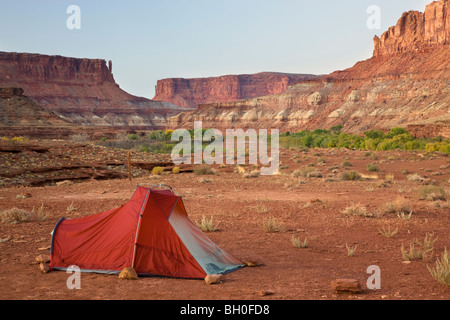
[374,0,449,56]
[168,0,450,138]
[153,72,318,108]
[0,52,184,128]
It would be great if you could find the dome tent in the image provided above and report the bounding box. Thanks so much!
[50,184,245,279]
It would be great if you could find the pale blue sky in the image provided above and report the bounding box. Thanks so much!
[0,0,430,99]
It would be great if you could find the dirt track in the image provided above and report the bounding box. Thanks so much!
[0,143,449,300]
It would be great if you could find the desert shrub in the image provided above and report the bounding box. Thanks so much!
[340,171,361,181]
[341,161,352,167]
[366,163,380,172]
[342,203,372,217]
[0,204,48,224]
[0,208,34,224]
[172,166,181,174]
[418,186,447,201]
[9,136,29,143]
[194,165,215,175]
[243,170,260,178]
[407,173,424,182]
[307,170,323,178]
[128,134,139,140]
[292,166,313,178]
[152,166,164,175]
[380,198,412,215]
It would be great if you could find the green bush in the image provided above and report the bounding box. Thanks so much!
[128,134,139,140]
[279,127,449,154]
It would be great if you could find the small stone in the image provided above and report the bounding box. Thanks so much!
[118,267,138,280]
[35,254,50,264]
[204,274,223,285]
[56,180,73,186]
[331,279,362,293]
[39,263,50,273]
[245,260,259,267]
[258,290,274,296]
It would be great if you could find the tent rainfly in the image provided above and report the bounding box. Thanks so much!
[50,184,245,279]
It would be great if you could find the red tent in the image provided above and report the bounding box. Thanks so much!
[50,184,244,279]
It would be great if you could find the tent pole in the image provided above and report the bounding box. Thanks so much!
[131,188,151,269]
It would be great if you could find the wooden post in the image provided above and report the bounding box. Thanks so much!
[128,151,132,181]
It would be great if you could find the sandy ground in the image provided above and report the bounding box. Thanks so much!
[0,142,449,302]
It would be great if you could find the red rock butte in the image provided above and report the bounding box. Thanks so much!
[152,72,319,109]
[0,52,183,129]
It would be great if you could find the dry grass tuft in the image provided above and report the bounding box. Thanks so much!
[262,216,282,233]
[195,215,220,232]
[427,248,450,287]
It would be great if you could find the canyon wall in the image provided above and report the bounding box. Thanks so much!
[168,0,450,138]
[0,52,183,129]
[373,0,449,56]
[153,72,318,108]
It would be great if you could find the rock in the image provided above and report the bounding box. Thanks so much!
[245,260,259,267]
[258,290,274,297]
[307,92,325,106]
[331,279,362,293]
[0,87,24,99]
[153,73,318,108]
[35,254,50,264]
[56,180,74,187]
[118,267,138,280]
[204,274,224,285]
[39,262,50,273]
[373,0,450,57]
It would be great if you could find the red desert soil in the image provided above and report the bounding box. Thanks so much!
[0,140,449,300]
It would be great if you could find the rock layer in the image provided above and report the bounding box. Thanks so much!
[0,87,24,99]
[153,72,318,108]
[0,52,184,128]
[168,0,450,138]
